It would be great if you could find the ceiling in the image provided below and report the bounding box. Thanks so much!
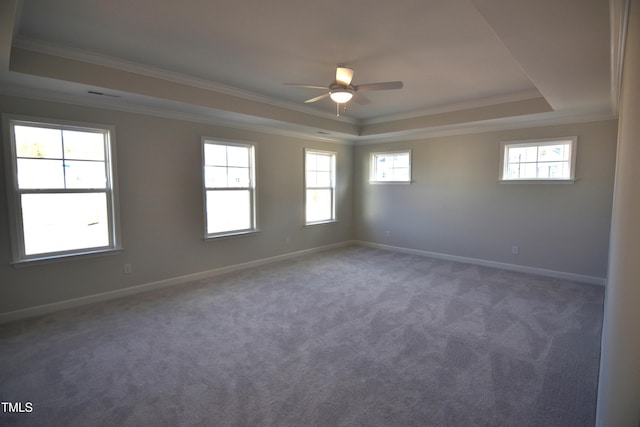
[0,0,624,143]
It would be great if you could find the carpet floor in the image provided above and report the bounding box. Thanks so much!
[0,245,604,426]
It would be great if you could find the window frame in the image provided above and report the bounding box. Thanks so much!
[202,138,257,239]
[304,148,337,225]
[499,136,578,183]
[2,114,122,264]
[369,150,412,184]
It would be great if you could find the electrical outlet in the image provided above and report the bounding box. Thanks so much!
[385,230,391,237]
[123,263,132,274]
[511,246,519,255]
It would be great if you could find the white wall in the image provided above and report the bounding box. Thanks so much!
[354,120,618,279]
[596,0,640,424]
[0,95,353,315]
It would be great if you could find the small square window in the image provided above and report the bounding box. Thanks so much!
[500,137,577,182]
[370,151,412,183]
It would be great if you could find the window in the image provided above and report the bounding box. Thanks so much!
[305,149,336,224]
[3,115,121,263]
[370,150,412,182]
[500,137,577,182]
[203,139,256,237]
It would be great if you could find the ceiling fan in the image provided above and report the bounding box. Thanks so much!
[285,66,403,116]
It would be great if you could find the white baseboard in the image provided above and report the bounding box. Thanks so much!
[354,240,606,286]
[1,239,604,324]
[0,241,354,324]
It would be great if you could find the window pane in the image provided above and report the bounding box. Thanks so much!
[537,163,551,178]
[204,144,227,166]
[206,190,251,234]
[306,189,332,222]
[507,164,522,179]
[62,130,105,161]
[14,126,63,159]
[205,166,228,188]
[17,159,65,189]
[306,171,317,187]
[375,156,390,180]
[227,146,249,167]
[65,161,107,189]
[315,171,331,187]
[21,193,110,255]
[393,153,409,167]
[227,167,250,187]
[315,154,331,171]
[538,144,569,162]
[523,163,537,178]
[394,167,410,181]
[538,162,569,179]
[508,146,537,163]
[306,153,317,170]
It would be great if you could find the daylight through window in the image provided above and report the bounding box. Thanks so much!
[4,116,120,262]
[305,149,336,224]
[203,140,256,237]
[370,151,411,182]
[501,137,577,181]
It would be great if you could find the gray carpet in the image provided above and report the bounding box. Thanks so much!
[0,245,604,426]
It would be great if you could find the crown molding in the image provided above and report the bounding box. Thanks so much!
[12,36,357,125]
[354,109,617,145]
[1,82,615,148]
[360,89,544,125]
[610,0,630,116]
[0,83,354,145]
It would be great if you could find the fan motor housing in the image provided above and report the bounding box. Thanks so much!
[329,83,355,94]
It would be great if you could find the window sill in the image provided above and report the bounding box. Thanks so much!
[12,248,123,267]
[498,179,576,184]
[369,180,413,185]
[304,220,338,227]
[204,229,260,240]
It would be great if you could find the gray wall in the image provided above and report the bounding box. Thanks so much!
[0,95,353,314]
[0,95,619,316]
[354,120,618,279]
[596,1,640,425]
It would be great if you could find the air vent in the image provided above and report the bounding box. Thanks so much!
[87,90,121,98]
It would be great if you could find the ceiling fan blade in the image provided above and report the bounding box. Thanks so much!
[355,81,403,92]
[336,67,354,86]
[284,83,327,90]
[305,93,330,103]
[354,94,371,105]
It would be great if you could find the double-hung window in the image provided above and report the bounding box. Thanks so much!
[500,137,577,182]
[203,139,256,237]
[3,115,121,263]
[305,149,336,224]
[370,150,411,183]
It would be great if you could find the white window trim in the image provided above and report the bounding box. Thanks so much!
[499,136,577,184]
[202,138,258,239]
[304,148,337,225]
[369,150,413,184]
[2,114,122,265]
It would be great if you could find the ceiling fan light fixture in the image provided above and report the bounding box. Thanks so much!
[329,88,353,104]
